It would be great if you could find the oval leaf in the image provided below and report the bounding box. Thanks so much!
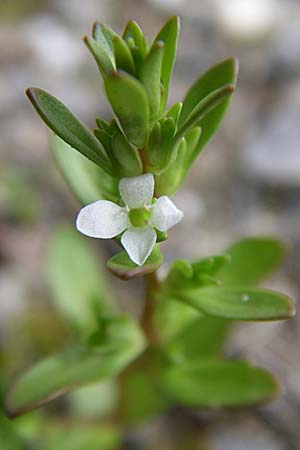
[26,88,112,174]
[217,237,285,286]
[5,316,145,418]
[47,225,113,335]
[104,71,150,147]
[176,286,295,321]
[160,360,280,407]
[51,135,119,204]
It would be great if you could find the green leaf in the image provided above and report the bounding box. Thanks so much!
[107,245,163,280]
[178,58,238,160]
[139,42,164,120]
[96,117,110,133]
[46,225,113,335]
[160,360,280,407]
[92,22,117,64]
[104,71,150,147]
[111,130,142,177]
[122,21,149,71]
[165,316,229,363]
[176,84,234,147]
[51,135,119,204]
[153,16,180,111]
[166,101,183,126]
[26,88,113,175]
[154,296,201,342]
[163,255,229,290]
[155,126,202,195]
[5,315,145,418]
[113,35,136,75]
[175,286,295,320]
[84,36,115,77]
[217,237,285,286]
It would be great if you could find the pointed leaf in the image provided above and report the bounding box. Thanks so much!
[140,42,164,120]
[160,360,280,407]
[166,101,183,126]
[175,286,295,321]
[5,316,145,418]
[104,71,150,147]
[26,88,113,174]
[92,22,117,64]
[178,58,238,159]
[107,246,163,280]
[111,130,142,177]
[122,21,149,71]
[113,36,136,75]
[84,36,115,77]
[154,16,180,111]
[51,135,119,204]
[176,84,235,147]
[217,237,285,286]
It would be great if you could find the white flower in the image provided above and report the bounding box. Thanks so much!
[76,173,183,266]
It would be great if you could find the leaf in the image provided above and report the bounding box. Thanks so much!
[26,88,113,175]
[46,225,113,335]
[166,101,183,126]
[92,22,117,64]
[178,58,238,160]
[113,36,136,75]
[111,130,142,177]
[153,16,180,111]
[122,20,149,71]
[104,71,150,147]
[84,36,115,77]
[139,42,164,120]
[176,84,235,146]
[160,360,280,407]
[175,286,295,320]
[165,316,229,363]
[107,245,163,280]
[154,295,201,342]
[155,126,202,195]
[217,237,285,286]
[5,315,145,418]
[51,135,119,204]
[163,255,229,290]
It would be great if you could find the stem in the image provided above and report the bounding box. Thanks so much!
[141,270,160,346]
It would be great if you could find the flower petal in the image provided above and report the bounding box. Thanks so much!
[151,196,183,232]
[76,200,128,238]
[119,173,154,208]
[121,227,156,266]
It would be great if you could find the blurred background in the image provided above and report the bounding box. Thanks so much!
[1,0,300,449]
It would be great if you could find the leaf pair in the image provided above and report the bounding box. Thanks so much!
[161,238,295,322]
[155,58,238,195]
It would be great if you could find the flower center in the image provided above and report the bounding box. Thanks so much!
[128,207,151,227]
